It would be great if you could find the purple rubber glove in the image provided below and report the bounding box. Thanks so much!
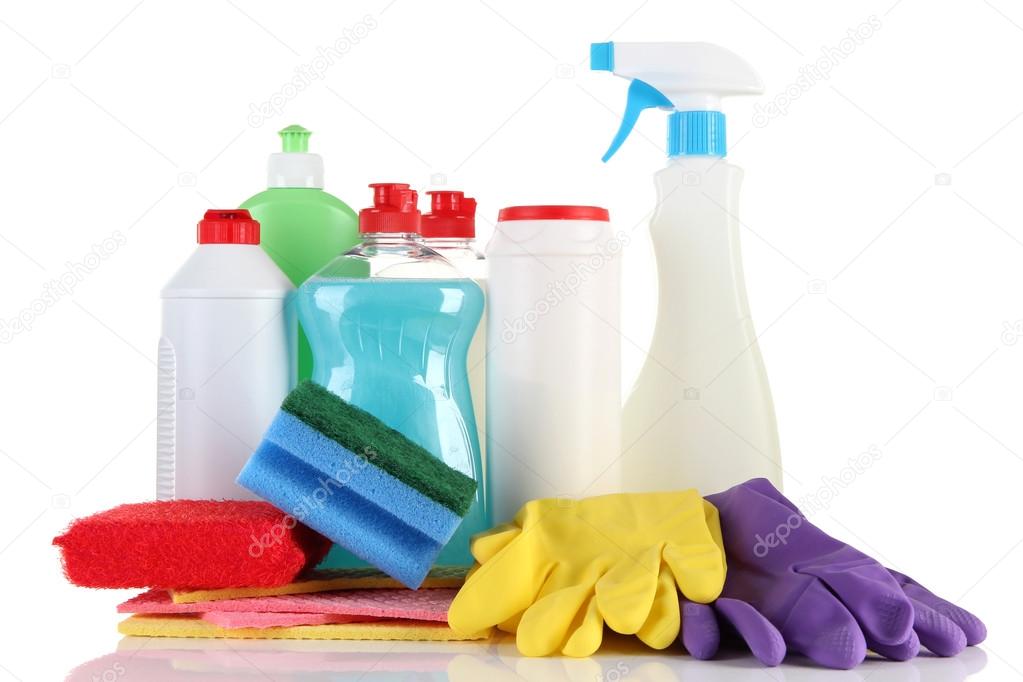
[748,477,987,655]
[684,478,986,669]
[757,478,986,654]
[690,479,907,668]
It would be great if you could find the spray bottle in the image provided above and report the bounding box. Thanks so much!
[592,41,782,493]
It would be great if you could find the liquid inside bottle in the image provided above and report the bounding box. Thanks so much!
[299,188,488,567]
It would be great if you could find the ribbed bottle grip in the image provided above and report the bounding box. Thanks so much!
[156,337,176,500]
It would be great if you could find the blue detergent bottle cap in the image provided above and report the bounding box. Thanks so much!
[590,41,763,160]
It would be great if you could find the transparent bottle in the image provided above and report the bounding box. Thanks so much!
[298,183,487,567]
[418,191,488,491]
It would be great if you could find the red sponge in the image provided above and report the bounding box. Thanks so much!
[53,500,330,589]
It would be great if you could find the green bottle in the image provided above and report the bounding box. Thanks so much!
[241,125,359,381]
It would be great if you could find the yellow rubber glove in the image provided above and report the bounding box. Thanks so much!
[635,499,727,650]
[448,490,725,657]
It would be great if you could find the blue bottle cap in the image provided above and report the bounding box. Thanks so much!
[668,111,727,158]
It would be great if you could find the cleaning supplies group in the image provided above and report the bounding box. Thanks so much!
[54,478,985,668]
[56,41,987,670]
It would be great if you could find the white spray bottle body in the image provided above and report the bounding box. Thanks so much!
[622,156,781,493]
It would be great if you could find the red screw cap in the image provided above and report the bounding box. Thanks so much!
[420,191,477,239]
[359,183,421,233]
[497,205,610,222]
[198,209,260,244]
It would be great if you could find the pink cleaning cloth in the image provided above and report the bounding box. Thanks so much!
[119,588,455,622]
[200,611,379,629]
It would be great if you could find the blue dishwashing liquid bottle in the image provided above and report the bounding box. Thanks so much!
[298,183,488,567]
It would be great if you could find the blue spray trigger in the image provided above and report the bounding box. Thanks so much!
[602,79,673,162]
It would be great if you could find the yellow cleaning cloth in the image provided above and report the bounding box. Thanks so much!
[448,491,725,657]
[118,613,489,641]
[171,566,468,604]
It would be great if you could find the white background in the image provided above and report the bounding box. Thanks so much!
[1,0,1021,680]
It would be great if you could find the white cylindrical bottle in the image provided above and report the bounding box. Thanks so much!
[158,210,295,501]
[486,205,622,523]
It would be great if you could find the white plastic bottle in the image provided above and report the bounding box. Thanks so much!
[418,191,487,479]
[592,41,782,494]
[158,209,295,500]
[486,205,622,523]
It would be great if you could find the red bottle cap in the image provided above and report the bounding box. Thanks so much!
[497,205,610,222]
[359,183,421,233]
[420,191,477,238]
[197,209,260,244]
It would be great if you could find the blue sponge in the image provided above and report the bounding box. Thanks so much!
[237,381,477,589]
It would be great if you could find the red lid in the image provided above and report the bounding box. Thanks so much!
[198,209,260,244]
[359,183,421,233]
[497,205,610,222]
[420,191,477,238]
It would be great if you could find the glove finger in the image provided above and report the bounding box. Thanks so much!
[470,523,522,564]
[782,580,867,669]
[714,598,786,666]
[515,563,603,656]
[662,540,725,605]
[802,558,914,645]
[867,629,920,662]
[659,497,727,604]
[635,563,681,649]
[910,596,967,657]
[678,598,720,660]
[448,536,547,636]
[562,594,605,658]
[891,570,987,646]
[516,583,595,657]
[594,543,662,635]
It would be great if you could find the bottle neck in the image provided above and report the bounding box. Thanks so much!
[665,155,726,170]
[267,152,324,189]
[420,237,475,248]
[359,231,419,244]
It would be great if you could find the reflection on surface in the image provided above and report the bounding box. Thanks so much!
[67,633,988,681]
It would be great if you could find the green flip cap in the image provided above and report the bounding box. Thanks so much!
[279,124,312,153]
